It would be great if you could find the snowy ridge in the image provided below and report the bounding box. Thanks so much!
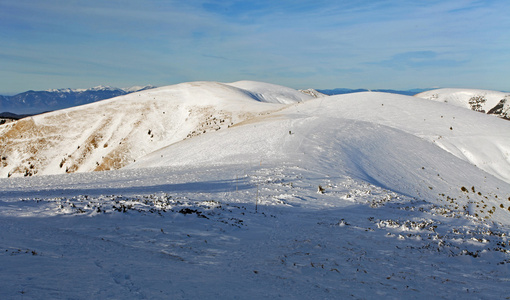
[227,80,312,104]
[416,88,510,120]
[129,91,510,221]
[131,92,510,185]
[121,85,157,93]
[0,81,312,178]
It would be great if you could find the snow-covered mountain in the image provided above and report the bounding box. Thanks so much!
[1,81,510,299]
[0,81,312,177]
[416,88,510,120]
[0,85,156,114]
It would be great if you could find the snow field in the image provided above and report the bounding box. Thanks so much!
[1,163,509,299]
[1,81,510,298]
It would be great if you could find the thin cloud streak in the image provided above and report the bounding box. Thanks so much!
[0,0,509,93]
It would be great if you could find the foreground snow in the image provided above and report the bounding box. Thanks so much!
[1,82,510,299]
[1,164,509,299]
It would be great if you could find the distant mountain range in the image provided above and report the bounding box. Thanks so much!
[0,85,156,116]
[316,88,430,96]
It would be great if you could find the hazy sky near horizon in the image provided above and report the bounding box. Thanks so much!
[1,0,509,94]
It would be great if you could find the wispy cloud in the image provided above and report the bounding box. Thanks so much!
[1,0,509,92]
[366,51,467,70]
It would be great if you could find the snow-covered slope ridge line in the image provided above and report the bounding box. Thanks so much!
[0,81,313,178]
[416,88,510,120]
[227,80,315,104]
[130,91,510,221]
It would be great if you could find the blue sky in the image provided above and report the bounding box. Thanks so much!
[1,0,509,94]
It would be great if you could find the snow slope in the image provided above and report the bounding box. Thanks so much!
[227,80,314,104]
[129,91,510,221]
[1,84,510,299]
[131,92,510,186]
[416,88,510,119]
[0,81,312,178]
